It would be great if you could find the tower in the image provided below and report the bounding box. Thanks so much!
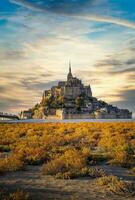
[67,61,73,80]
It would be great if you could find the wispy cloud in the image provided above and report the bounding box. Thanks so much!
[75,41,135,107]
[77,15,135,29]
[112,89,135,116]
[10,0,135,29]
[0,0,135,114]
[10,0,106,14]
[0,69,58,113]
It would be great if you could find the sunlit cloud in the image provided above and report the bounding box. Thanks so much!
[0,0,135,115]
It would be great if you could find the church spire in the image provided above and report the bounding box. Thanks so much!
[67,61,73,80]
[69,61,72,74]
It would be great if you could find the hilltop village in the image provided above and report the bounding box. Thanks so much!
[21,65,132,119]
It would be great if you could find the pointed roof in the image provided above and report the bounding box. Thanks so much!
[67,61,73,80]
[69,61,72,74]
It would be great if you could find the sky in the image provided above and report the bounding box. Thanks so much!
[0,0,135,116]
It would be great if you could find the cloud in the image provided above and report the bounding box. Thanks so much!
[10,0,135,29]
[0,86,8,93]
[0,97,23,113]
[0,29,135,113]
[20,78,59,91]
[0,66,62,113]
[0,48,27,61]
[75,41,135,107]
[95,45,135,70]
[111,67,135,75]
[125,59,135,65]
[78,15,135,29]
[10,0,104,14]
[95,58,122,68]
[0,1,135,114]
[112,89,135,116]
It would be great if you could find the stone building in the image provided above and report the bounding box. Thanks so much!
[21,63,132,119]
[20,110,33,119]
[43,63,92,101]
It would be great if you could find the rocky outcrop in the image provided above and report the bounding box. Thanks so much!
[20,65,132,119]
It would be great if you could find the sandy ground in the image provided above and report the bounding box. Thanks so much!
[0,165,135,200]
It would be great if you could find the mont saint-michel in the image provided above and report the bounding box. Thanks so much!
[21,64,132,120]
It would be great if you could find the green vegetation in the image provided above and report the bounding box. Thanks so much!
[0,144,10,152]
[75,96,84,110]
[41,95,65,108]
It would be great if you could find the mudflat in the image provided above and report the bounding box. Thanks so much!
[0,165,134,200]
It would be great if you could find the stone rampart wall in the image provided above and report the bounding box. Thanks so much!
[63,113,95,119]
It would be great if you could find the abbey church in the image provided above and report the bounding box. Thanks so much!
[21,64,132,119]
[43,63,92,102]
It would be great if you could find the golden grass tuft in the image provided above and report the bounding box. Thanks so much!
[131,167,135,174]
[0,122,134,173]
[0,189,29,200]
[0,154,24,174]
[55,167,106,179]
[42,148,86,175]
[9,190,29,200]
[96,175,135,196]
